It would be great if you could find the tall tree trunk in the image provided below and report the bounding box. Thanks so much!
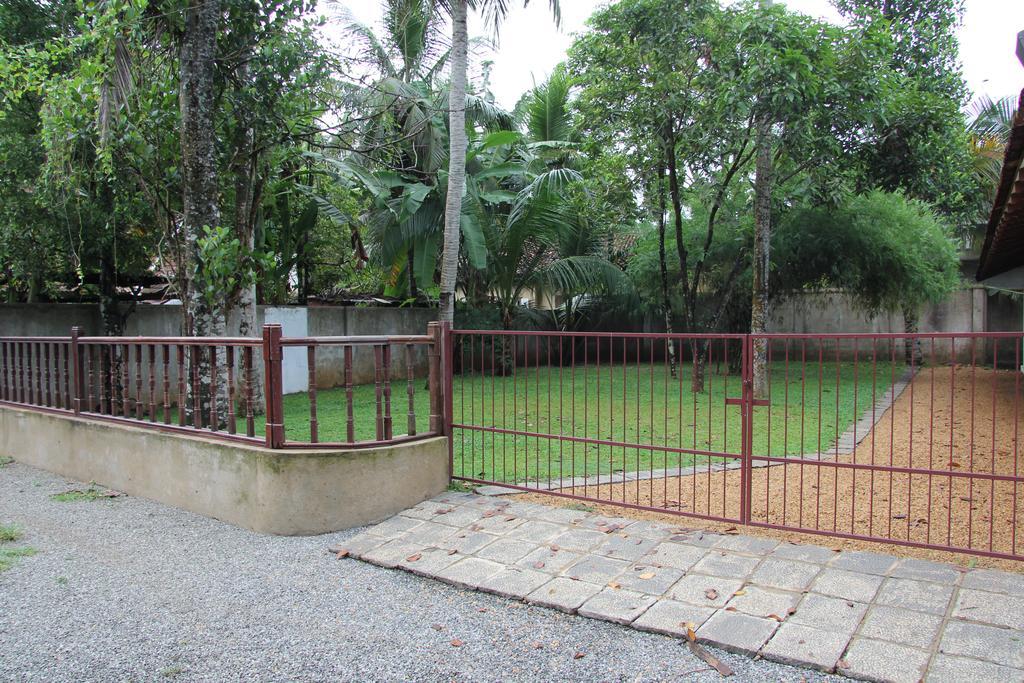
[665,124,700,391]
[407,245,419,299]
[902,304,922,367]
[655,164,676,378]
[439,0,468,324]
[751,112,773,398]
[180,0,225,426]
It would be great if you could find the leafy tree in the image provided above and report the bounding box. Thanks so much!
[967,94,1020,201]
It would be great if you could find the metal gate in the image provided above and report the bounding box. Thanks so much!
[445,328,1024,562]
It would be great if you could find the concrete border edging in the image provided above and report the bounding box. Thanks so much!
[0,405,448,535]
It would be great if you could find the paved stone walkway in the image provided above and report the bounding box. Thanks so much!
[343,492,1024,683]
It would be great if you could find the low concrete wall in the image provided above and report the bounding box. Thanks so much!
[0,405,448,535]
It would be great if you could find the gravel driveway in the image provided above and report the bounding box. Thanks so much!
[0,461,842,682]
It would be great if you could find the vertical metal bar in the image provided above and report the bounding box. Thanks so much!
[344,345,355,442]
[177,345,187,427]
[71,328,82,415]
[43,343,51,407]
[147,345,157,422]
[162,344,171,425]
[244,346,255,437]
[308,345,318,443]
[374,344,384,441]
[121,343,130,417]
[226,346,236,435]
[191,345,201,429]
[208,345,218,431]
[0,341,7,402]
[427,323,442,435]
[406,343,416,436]
[262,324,285,448]
[34,342,42,405]
[135,344,144,420]
[383,343,392,441]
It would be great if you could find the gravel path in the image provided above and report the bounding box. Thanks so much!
[0,461,843,682]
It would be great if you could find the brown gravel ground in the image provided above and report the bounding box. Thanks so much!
[515,366,1024,572]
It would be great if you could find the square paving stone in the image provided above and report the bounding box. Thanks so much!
[927,654,1024,682]
[939,620,1024,668]
[616,564,686,596]
[473,538,539,564]
[399,500,458,520]
[576,515,638,533]
[537,507,592,525]
[857,605,943,649]
[517,547,582,574]
[434,492,478,505]
[398,546,462,576]
[578,587,656,625]
[811,568,884,602]
[842,637,930,683]
[525,577,603,613]
[961,568,1024,595]
[750,558,822,591]
[429,506,486,527]
[471,512,527,533]
[890,558,961,584]
[953,589,1024,629]
[436,530,500,555]
[336,531,387,559]
[361,540,425,569]
[563,555,630,585]
[875,577,955,615]
[669,530,724,548]
[594,535,660,562]
[696,610,779,656]
[829,550,898,575]
[477,566,552,599]
[761,622,851,672]
[644,541,707,571]
[625,521,677,540]
[727,585,801,619]
[632,599,716,638]
[669,574,746,608]
[714,534,780,556]
[435,557,505,590]
[505,519,566,543]
[548,528,610,553]
[770,542,838,565]
[402,521,459,548]
[790,593,868,634]
[367,515,424,539]
[690,551,761,580]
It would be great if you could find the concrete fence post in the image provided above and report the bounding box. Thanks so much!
[427,321,443,435]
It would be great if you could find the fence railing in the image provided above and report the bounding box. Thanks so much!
[0,323,444,450]
[448,329,1024,561]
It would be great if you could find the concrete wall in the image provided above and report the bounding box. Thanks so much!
[0,404,448,535]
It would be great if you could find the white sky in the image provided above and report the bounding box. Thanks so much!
[335,0,1024,111]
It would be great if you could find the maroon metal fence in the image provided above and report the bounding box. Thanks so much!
[0,323,443,450]
[448,329,1024,561]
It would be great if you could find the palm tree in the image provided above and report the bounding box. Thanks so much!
[968,94,1019,201]
[437,0,562,323]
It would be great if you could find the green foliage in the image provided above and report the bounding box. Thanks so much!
[774,190,961,312]
[0,523,21,543]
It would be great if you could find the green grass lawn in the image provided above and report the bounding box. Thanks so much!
[263,360,898,485]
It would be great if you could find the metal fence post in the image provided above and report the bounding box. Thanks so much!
[427,322,443,435]
[262,324,284,448]
[71,326,83,415]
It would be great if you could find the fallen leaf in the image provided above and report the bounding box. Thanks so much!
[687,641,733,676]
[705,588,719,600]
[733,589,747,597]
[685,623,697,642]
[639,572,656,580]
[477,608,488,613]
[450,639,464,647]
[724,607,737,612]
[767,613,784,622]
[550,544,560,552]
[573,652,585,660]
[533,561,545,569]
[837,659,850,670]
[447,549,458,555]
[335,549,350,559]
[607,581,621,589]
[431,624,444,631]
[531,641,544,650]
[405,553,422,562]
